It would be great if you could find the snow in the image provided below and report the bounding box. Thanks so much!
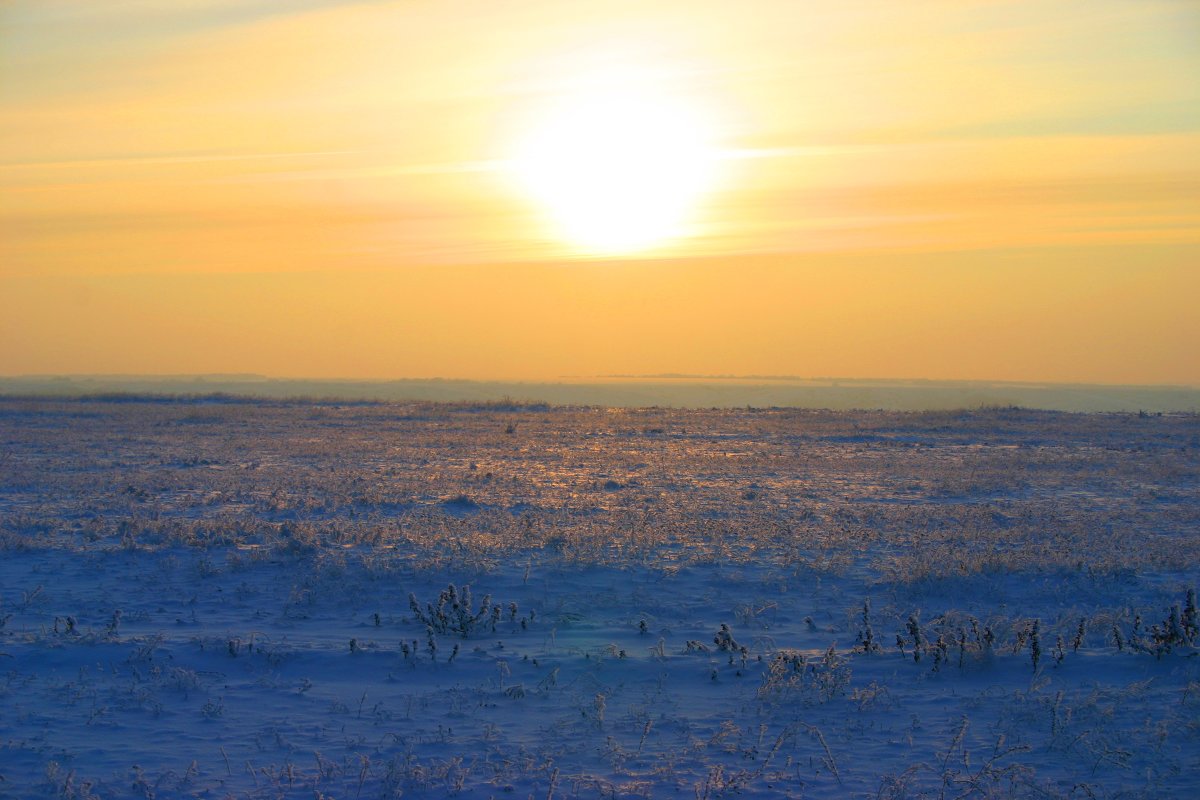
[1,399,1197,798]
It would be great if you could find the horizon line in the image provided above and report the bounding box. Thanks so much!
[2,373,1199,391]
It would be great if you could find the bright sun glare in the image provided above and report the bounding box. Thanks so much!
[511,87,719,256]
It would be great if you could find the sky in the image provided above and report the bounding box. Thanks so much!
[2,0,1198,384]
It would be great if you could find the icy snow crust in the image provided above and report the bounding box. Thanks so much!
[0,399,1197,798]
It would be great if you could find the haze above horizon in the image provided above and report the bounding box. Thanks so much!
[3,374,1197,414]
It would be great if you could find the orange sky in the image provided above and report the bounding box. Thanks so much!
[2,1,1198,383]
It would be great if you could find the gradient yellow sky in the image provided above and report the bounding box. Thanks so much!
[2,0,1198,383]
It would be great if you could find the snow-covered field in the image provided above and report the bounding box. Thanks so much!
[1,399,1197,799]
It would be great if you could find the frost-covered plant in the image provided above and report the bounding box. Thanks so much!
[1184,588,1198,641]
[1112,623,1125,651]
[932,634,948,671]
[1147,605,1188,658]
[856,599,881,654]
[713,623,741,652]
[1168,603,1188,645]
[132,633,165,661]
[650,637,666,660]
[408,584,502,638]
[905,615,924,663]
[44,761,100,800]
[813,644,851,702]
[758,645,849,705]
[1120,590,1198,658]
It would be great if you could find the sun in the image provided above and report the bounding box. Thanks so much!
[509,86,720,256]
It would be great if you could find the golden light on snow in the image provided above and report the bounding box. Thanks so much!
[508,85,721,256]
